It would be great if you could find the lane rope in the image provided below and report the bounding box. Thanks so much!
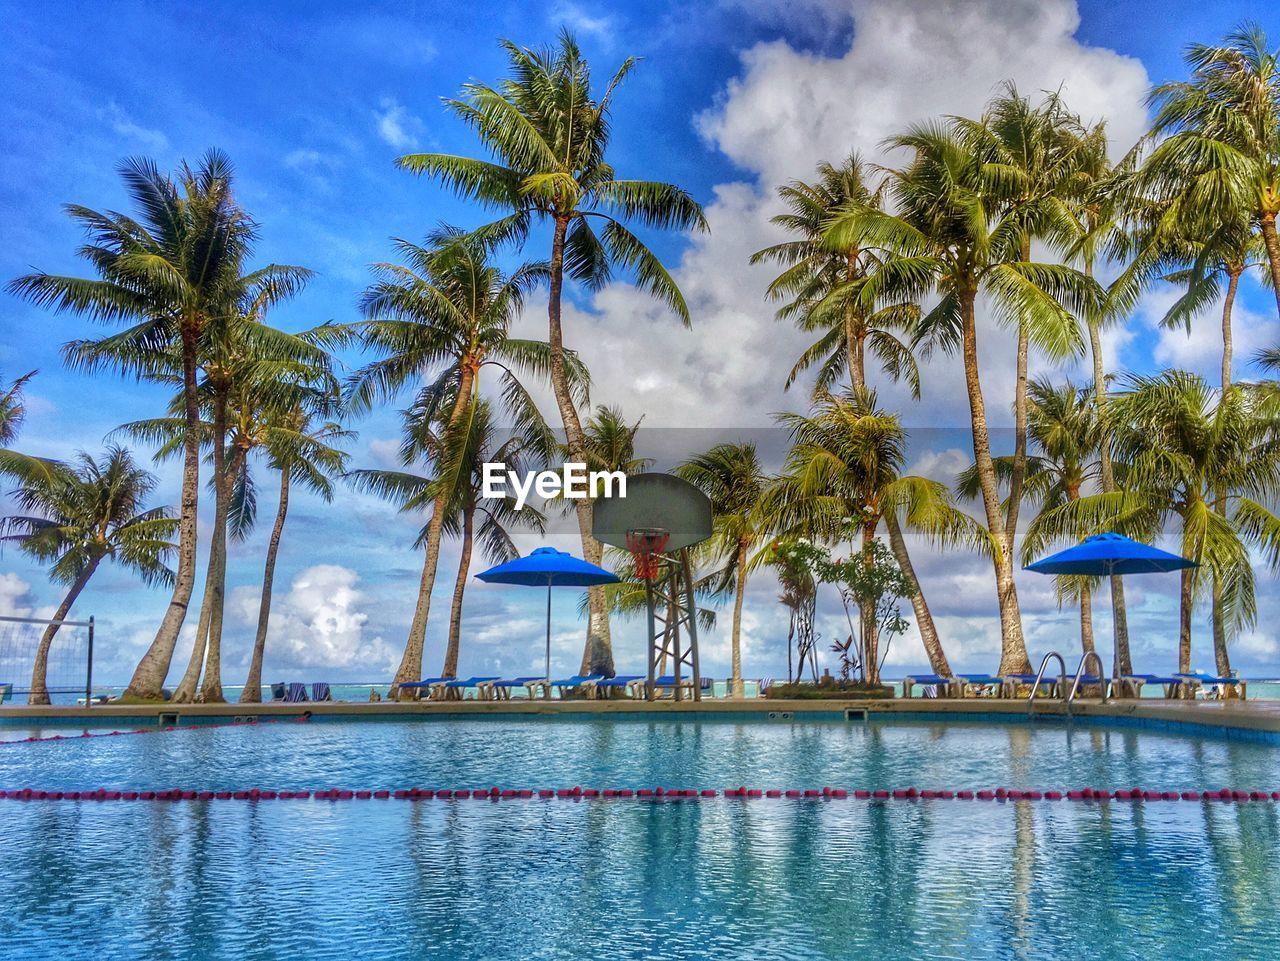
[0,786,1276,803]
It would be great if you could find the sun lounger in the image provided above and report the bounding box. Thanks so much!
[270,682,287,702]
[0,683,11,705]
[595,675,645,698]
[539,675,604,699]
[1116,674,1187,698]
[285,682,308,703]
[650,675,713,698]
[477,676,547,701]
[395,677,449,699]
[311,682,333,702]
[1000,673,1060,698]
[902,674,956,698]
[437,676,500,701]
[1066,674,1111,698]
[1176,671,1246,700]
[759,677,774,697]
[956,673,1006,698]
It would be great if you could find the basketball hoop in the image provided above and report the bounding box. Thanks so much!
[626,528,670,580]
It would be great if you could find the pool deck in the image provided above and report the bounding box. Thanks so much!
[4,695,1280,736]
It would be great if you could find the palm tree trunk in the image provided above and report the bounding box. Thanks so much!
[1259,212,1280,320]
[124,321,201,699]
[173,393,230,703]
[390,366,476,697]
[442,503,475,678]
[860,520,879,685]
[200,442,246,704]
[1177,564,1194,674]
[27,557,101,706]
[844,251,865,394]
[546,214,613,678]
[1211,266,1240,681]
[1078,583,1096,656]
[1005,239,1033,544]
[240,466,290,703]
[959,288,1029,674]
[729,539,748,698]
[1085,269,1131,675]
[884,511,950,675]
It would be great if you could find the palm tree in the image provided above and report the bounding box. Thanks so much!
[773,391,974,680]
[677,443,773,697]
[1143,22,1280,318]
[395,31,708,676]
[345,230,571,697]
[827,124,1099,674]
[348,396,547,679]
[750,155,919,396]
[1034,372,1280,675]
[0,447,177,704]
[107,315,333,702]
[963,379,1105,657]
[0,370,37,445]
[8,151,307,699]
[239,401,351,703]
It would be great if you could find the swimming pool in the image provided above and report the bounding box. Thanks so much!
[1,716,1277,960]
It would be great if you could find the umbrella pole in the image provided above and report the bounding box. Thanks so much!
[545,578,552,682]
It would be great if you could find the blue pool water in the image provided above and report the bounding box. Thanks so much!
[1,715,1278,960]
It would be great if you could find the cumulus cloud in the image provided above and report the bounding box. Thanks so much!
[374,97,424,149]
[0,573,38,618]
[228,565,398,676]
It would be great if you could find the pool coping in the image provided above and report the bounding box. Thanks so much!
[3,696,1280,737]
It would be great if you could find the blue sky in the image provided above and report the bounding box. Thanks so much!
[2,0,1279,687]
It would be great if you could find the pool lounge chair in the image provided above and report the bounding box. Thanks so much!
[1176,671,1246,700]
[1116,674,1189,699]
[395,677,450,699]
[437,676,501,701]
[0,682,11,705]
[477,677,547,701]
[535,675,604,699]
[595,675,645,698]
[1001,673,1060,698]
[651,675,713,698]
[1067,674,1111,698]
[902,674,956,698]
[956,674,1007,698]
[311,682,333,702]
[270,682,287,702]
[285,682,309,703]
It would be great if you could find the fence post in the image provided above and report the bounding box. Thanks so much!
[85,616,94,710]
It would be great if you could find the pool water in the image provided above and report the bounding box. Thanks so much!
[1,716,1278,960]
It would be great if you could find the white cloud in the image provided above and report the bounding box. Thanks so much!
[1147,285,1279,383]
[523,0,1151,433]
[98,101,169,151]
[0,572,37,618]
[228,565,398,674]
[374,97,424,149]
[551,2,618,40]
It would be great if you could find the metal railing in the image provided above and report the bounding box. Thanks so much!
[1027,652,1067,715]
[1065,650,1109,710]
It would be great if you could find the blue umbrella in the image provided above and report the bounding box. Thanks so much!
[1025,532,1198,576]
[476,547,620,679]
[1025,532,1197,677]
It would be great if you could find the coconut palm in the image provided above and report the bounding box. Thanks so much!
[827,124,1099,674]
[348,396,547,679]
[106,315,334,702]
[8,151,308,699]
[0,370,37,445]
[1143,22,1280,318]
[239,402,351,703]
[0,447,177,704]
[345,229,573,697]
[396,31,708,676]
[961,379,1105,658]
[772,391,975,680]
[1031,372,1280,675]
[677,443,774,697]
[750,154,920,396]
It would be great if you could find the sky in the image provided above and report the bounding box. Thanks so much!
[2,0,1280,688]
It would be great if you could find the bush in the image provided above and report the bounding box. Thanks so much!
[764,681,895,700]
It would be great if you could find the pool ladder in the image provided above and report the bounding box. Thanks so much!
[1027,651,1109,717]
